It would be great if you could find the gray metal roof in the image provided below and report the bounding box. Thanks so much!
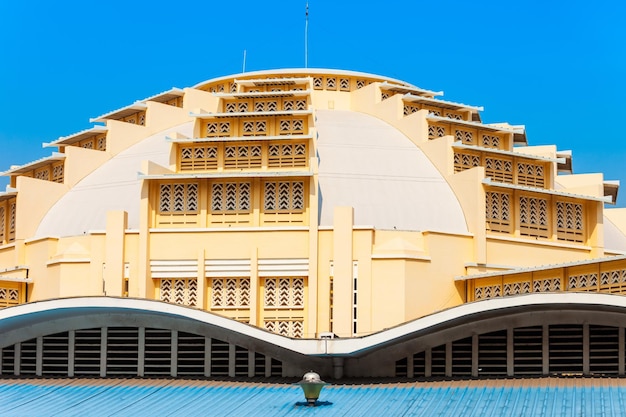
[1,378,626,416]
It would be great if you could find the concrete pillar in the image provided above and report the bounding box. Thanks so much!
[507,328,514,377]
[100,327,107,377]
[265,355,272,378]
[332,207,354,337]
[583,322,584,375]
[425,348,432,377]
[36,337,43,376]
[67,330,75,377]
[104,211,127,296]
[333,357,344,379]
[542,325,549,376]
[204,337,212,377]
[617,327,624,375]
[14,343,20,376]
[248,350,256,377]
[138,177,151,298]
[228,343,236,377]
[137,327,145,377]
[472,334,479,377]
[171,330,178,377]
[445,342,452,377]
[407,355,414,378]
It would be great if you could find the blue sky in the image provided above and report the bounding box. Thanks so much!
[1,0,625,206]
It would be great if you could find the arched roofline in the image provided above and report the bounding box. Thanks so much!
[191,68,419,90]
[4,294,626,359]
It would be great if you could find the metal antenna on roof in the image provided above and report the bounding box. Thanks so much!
[304,1,309,68]
[242,49,247,73]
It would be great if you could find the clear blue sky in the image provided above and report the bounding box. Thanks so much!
[1,0,625,205]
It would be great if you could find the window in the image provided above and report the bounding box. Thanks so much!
[486,191,512,233]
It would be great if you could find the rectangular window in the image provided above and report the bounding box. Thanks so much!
[485,156,513,183]
[52,162,64,183]
[517,161,545,188]
[556,201,584,243]
[486,191,512,234]
[158,278,197,307]
[224,144,262,169]
[454,151,481,173]
[156,183,199,227]
[262,277,305,338]
[277,117,306,135]
[268,142,307,168]
[519,195,549,238]
[8,200,15,242]
[179,144,218,171]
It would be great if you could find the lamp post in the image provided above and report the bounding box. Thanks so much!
[298,371,327,406]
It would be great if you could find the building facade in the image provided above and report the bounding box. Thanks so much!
[1,69,626,379]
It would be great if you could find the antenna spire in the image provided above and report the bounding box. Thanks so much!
[305,1,309,68]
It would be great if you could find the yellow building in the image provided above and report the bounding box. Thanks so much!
[1,69,626,379]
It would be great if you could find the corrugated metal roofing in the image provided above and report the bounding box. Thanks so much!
[2,378,626,416]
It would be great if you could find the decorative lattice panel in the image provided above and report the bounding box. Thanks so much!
[211,277,250,308]
[428,124,446,139]
[52,163,64,183]
[503,281,531,296]
[455,129,474,145]
[556,201,584,243]
[35,168,50,181]
[180,145,218,171]
[278,118,305,135]
[533,278,561,292]
[8,202,15,240]
[0,206,5,243]
[568,273,598,292]
[404,104,420,116]
[485,191,512,233]
[268,142,307,167]
[519,196,549,238]
[474,284,501,300]
[210,182,251,212]
[159,278,197,307]
[205,121,231,137]
[445,112,464,120]
[264,320,304,338]
[517,161,545,188]
[263,181,305,212]
[0,285,20,307]
[485,157,514,183]
[224,144,262,169]
[240,119,267,136]
[454,151,481,173]
[481,134,501,148]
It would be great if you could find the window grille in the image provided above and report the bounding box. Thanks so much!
[159,278,197,307]
[81,140,94,149]
[313,77,323,89]
[264,181,304,212]
[157,183,199,226]
[455,129,474,145]
[263,277,305,338]
[180,145,218,171]
[52,163,64,183]
[0,206,4,243]
[268,142,307,167]
[339,78,350,91]
[205,121,230,137]
[224,144,262,169]
[428,124,446,139]
[211,277,250,308]
[325,77,336,90]
[485,156,513,183]
[517,162,545,188]
[404,104,420,116]
[519,196,549,238]
[454,151,481,173]
[35,168,50,181]
[0,286,20,307]
[485,191,511,233]
[556,201,584,243]
[211,182,251,212]
[240,119,267,136]
[96,135,107,151]
[356,79,367,89]
[446,112,464,120]
[278,118,305,135]
[8,201,15,242]
[481,134,501,148]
